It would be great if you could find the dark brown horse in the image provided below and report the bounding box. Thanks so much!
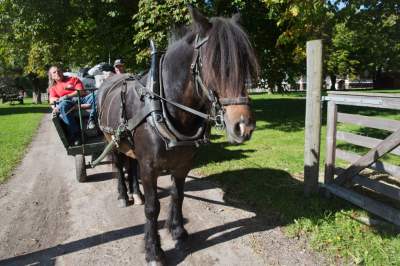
[97,7,258,265]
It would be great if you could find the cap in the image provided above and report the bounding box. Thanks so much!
[113,59,124,67]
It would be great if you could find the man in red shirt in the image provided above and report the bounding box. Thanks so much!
[48,65,96,145]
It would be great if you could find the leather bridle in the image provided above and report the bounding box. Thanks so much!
[189,34,250,129]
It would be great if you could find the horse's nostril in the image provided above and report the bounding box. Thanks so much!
[233,122,243,136]
[234,121,253,138]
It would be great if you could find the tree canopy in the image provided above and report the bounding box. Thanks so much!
[0,0,399,89]
[0,0,139,77]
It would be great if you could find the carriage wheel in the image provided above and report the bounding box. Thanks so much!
[75,154,87,182]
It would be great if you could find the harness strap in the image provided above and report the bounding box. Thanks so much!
[120,81,128,122]
[194,36,209,49]
[158,54,209,143]
[126,103,153,131]
[125,76,163,131]
[149,90,213,121]
[190,48,200,72]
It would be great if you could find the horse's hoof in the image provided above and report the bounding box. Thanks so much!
[146,250,166,266]
[117,198,128,208]
[133,193,144,205]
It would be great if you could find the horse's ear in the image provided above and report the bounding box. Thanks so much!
[188,6,211,36]
[232,13,241,24]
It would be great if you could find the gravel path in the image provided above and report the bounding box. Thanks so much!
[0,114,326,265]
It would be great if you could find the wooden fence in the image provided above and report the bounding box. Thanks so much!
[323,91,400,226]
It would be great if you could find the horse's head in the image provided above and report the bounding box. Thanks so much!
[189,7,259,144]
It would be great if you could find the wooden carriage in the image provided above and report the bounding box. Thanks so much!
[52,91,106,182]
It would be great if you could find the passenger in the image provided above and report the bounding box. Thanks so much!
[48,65,96,146]
[88,63,115,88]
[114,59,125,74]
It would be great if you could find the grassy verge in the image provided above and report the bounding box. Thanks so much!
[0,98,49,182]
[194,91,400,265]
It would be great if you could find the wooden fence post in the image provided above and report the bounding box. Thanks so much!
[324,101,337,184]
[304,40,323,195]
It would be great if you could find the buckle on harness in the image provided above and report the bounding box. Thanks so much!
[215,112,225,130]
[111,135,119,148]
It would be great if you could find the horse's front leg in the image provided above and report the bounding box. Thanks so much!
[166,169,189,246]
[141,168,165,265]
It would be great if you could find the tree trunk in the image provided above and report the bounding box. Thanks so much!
[267,81,274,94]
[276,84,284,93]
[373,67,382,89]
[330,74,336,90]
[299,75,304,91]
[32,89,42,104]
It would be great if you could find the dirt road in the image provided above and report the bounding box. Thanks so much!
[0,115,326,265]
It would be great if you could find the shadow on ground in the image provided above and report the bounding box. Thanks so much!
[85,172,114,183]
[0,164,354,266]
[1,94,399,265]
[0,224,146,266]
[0,105,50,116]
[251,97,307,132]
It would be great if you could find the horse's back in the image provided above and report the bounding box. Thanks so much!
[97,73,146,134]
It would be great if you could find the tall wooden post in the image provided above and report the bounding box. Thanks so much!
[304,40,323,195]
[324,101,337,184]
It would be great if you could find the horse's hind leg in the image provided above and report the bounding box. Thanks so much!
[130,159,144,205]
[166,169,189,246]
[125,156,134,200]
[126,158,143,205]
[141,167,166,265]
[113,152,129,208]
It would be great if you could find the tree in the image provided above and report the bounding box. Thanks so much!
[336,1,400,83]
[0,0,140,77]
[132,0,197,67]
[132,1,290,91]
[1,0,398,93]
[262,1,338,90]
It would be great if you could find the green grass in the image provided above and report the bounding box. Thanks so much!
[194,91,400,265]
[0,98,49,182]
[1,91,399,263]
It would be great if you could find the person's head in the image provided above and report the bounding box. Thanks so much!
[113,59,125,74]
[48,65,64,88]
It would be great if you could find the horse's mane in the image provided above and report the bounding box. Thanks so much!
[167,17,259,98]
[203,17,259,97]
